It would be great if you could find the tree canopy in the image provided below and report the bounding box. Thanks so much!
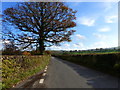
[3,2,77,55]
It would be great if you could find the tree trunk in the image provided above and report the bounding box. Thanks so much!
[39,39,45,55]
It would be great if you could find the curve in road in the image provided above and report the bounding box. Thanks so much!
[44,57,119,88]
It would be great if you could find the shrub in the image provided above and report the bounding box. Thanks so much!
[44,51,51,55]
[22,51,31,55]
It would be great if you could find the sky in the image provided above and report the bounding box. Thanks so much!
[49,2,118,50]
[1,1,118,51]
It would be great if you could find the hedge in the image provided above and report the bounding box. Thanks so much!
[54,53,120,77]
[1,55,50,89]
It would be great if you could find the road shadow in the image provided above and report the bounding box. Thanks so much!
[54,57,120,88]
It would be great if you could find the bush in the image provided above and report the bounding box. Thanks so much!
[44,51,51,55]
[22,51,31,55]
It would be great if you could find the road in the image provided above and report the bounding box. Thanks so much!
[33,57,119,88]
[44,57,119,88]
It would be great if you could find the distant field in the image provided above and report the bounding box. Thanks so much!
[52,49,119,56]
[62,51,119,55]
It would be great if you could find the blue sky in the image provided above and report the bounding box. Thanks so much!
[1,2,118,50]
[49,2,118,50]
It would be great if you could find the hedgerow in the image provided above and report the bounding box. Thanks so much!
[53,53,120,77]
[1,55,50,89]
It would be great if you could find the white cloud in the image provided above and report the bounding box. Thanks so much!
[3,40,10,44]
[77,17,95,26]
[73,43,84,47]
[89,41,108,49]
[49,44,71,50]
[72,43,86,50]
[47,38,53,41]
[89,40,117,49]
[98,27,111,32]
[50,46,62,50]
[102,2,117,12]
[27,37,33,39]
[105,0,118,1]
[75,34,86,39]
[64,44,70,47]
[70,2,81,6]
[103,2,113,11]
[105,15,118,23]
[0,40,2,44]
[49,39,117,50]
[62,43,85,50]
[49,42,86,50]
[93,33,107,39]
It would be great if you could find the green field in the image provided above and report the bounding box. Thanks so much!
[52,48,119,56]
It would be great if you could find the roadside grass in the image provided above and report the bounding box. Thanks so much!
[2,55,50,90]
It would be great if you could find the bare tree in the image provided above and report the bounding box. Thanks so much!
[2,39,21,55]
[3,2,76,55]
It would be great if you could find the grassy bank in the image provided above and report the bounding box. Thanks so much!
[1,55,50,89]
[53,53,120,77]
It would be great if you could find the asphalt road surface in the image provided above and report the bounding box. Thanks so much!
[44,57,120,88]
[32,57,119,88]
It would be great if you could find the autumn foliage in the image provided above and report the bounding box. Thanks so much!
[3,2,77,55]
[22,51,31,55]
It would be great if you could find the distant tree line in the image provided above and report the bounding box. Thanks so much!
[63,48,119,54]
[1,40,119,55]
